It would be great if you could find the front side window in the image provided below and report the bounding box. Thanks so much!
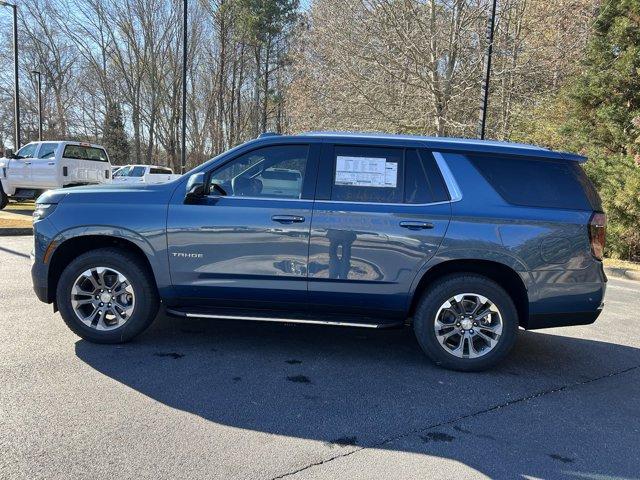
[38,142,59,159]
[209,145,309,199]
[16,143,38,158]
[330,146,404,203]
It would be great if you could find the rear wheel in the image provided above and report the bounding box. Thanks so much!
[56,248,159,343]
[413,274,518,371]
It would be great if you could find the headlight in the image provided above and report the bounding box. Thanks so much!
[33,203,57,221]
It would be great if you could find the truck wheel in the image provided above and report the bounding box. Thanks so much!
[56,248,159,344]
[413,274,518,372]
[0,183,8,210]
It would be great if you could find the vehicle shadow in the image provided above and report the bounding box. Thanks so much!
[75,313,640,479]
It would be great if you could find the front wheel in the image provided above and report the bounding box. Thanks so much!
[56,248,159,343]
[413,274,518,371]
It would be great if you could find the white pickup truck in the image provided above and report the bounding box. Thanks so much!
[112,164,181,184]
[0,141,112,209]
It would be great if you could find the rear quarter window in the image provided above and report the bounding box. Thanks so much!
[469,154,599,211]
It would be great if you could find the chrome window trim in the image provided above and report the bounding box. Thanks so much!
[432,151,462,202]
[314,199,451,207]
[203,195,310,203]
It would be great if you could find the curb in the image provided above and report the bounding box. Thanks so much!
[0,228,33,236]
[604,267,640,282]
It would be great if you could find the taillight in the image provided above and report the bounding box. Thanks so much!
[588,212,606,260]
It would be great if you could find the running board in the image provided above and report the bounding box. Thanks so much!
[165,308,402,329]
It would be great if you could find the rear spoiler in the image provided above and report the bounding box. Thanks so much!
[560,151,587,163]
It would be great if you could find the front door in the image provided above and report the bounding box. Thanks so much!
[167,143,319,310]
[8,143,39,190]
[308,145,452,319]
[30,142,59,189]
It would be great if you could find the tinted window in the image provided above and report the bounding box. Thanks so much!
[38,142,58,159]
[330,146,403,203]
[150,167,172,174]
[404,149,450,204]
[63,145,109,162]
[16,143,38,158]
[209,145,309,199]
[469,155,595,210]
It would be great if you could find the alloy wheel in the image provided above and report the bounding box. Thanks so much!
[70,267,135,331]
[433,293,503,359]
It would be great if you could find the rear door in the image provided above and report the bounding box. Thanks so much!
[308,144,452,319]
[167,143,319,309]
[30,142,60,189]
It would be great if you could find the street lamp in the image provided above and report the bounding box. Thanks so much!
[0,1,21,149]
[30,70,42,141]
[180,0,187,174]
[477,0,498,140]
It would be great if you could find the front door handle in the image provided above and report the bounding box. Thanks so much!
[272,215,305,224]
[399,221,434,230]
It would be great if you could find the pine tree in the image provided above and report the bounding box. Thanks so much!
[567,0,640,261]
[102,103,131,166]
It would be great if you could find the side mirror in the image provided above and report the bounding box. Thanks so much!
[4,148,14,159]
[184,172,205,204]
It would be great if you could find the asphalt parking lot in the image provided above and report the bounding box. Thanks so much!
[1,235,639,480]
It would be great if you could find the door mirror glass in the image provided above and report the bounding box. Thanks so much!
[4,148,13,159]
[185,172,205,203]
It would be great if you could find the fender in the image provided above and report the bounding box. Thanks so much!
[47,224,172,294]
[407,247,534,311]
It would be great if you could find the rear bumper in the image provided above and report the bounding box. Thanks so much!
[526,262,607,330]
[527,306,603,329]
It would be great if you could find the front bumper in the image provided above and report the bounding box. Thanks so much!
[31,217,57,304]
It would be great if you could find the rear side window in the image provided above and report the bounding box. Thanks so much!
[330,146,403,203]
[405,149,450,203]
[469,155,597,211]
[38,143,58,159]
[150,167,171,174]
[63,145,109,162]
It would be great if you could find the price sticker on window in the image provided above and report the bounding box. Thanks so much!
[335,156,397,188]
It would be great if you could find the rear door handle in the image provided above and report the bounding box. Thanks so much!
[47,162,55,165]
[272,215,305,224]
[399,221,434,230]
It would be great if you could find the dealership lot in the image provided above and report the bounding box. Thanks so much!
[1,235,639,480]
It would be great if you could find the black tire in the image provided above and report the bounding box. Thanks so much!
[0,182,8,210]
[56,247,159,344]
[413,274,518,372]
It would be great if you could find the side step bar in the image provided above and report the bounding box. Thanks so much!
[165,308,402,329]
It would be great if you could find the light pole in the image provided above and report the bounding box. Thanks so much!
[180,0,187,174]
[477,0,498,140]
[31,70,42,141]
[0,1,21,149]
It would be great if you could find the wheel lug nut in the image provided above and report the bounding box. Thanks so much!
[99,302,103,306]
[470,329,474,334]
[473,322,478,326]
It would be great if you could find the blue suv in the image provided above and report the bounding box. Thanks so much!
[31,132,607,371]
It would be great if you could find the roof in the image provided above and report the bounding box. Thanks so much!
[268,131,586,162]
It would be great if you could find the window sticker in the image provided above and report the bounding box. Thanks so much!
[335,156,398,188]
